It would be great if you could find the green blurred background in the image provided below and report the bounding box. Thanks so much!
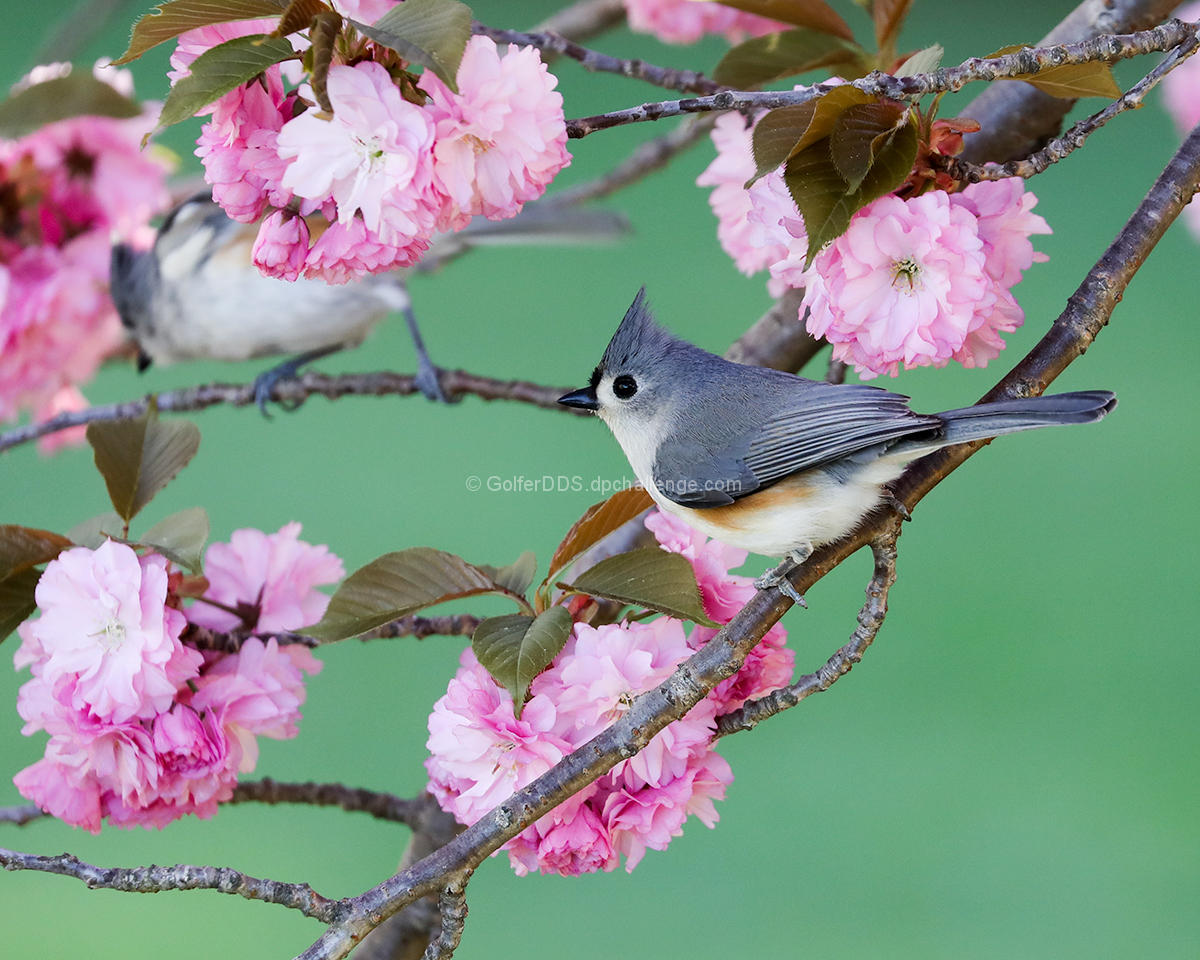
[2,1,1198,957]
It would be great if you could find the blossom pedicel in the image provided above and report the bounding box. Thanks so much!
[425,510,794,876]
[12,526,334,832]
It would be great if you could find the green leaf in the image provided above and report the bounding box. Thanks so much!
[0,526,73,581]
[472,606,573,719]
[893,43,943,79]
[155,34,297,132]
[272,0,328,36]
[714,0,854,41]
[987,44,1121,99]
[350,0,472,93]
[0,73,142,138]
[478,551,538,596]
[829,100,905,191]
[300,547,502,641]
[547,486,655,583]
[68,512,126,548]
[113,0,287,65]
[140,507,210,573]
[86,409,201,524]
[0,568,41,645]
[872,0,914,54]
[713,29,864,89]
[749,85,874,182]
[564,547,718,627]
[786,113,917,264]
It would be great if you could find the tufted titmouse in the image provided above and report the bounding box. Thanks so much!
[111,193,628,413]
[559,289,1116,601]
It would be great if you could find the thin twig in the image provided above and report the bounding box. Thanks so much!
[0,847,339,921]
[941,32,1200,183]
[423,884,469,960]
[472,22,722,96]
[565,20,1200,137]
[228,780,422,825]
[0,369,581,455]
[0,804,45,826]
[547,114,717,207]
[715,527,899,738]
[182,614,483,653]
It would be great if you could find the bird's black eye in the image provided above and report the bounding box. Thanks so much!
[612,375,637,399]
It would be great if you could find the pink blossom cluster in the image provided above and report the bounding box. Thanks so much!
[1160,1,1200,237]
[175,22,570,283]
[0,63,170,445]
[623,0,785,44]
[697,116,1051,377]
[424,510,793,876]
[12,524,337,832]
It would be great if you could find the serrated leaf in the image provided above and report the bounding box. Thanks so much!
[140,507,209,573]
[750,102,815,181]
[987,44,1120,99]
[787,114,917,264]
[564,547,718,627]
[872,0,914,53]
[113,0,287,65]
[472,606,572,719]
[155,34,296,132]
[0,73,142,138]
[894,43,943,79]
[478,551,537,596]
[0,568,42,644]
[547,486,654,582]
[272,0,328,35]
[711,0,854,41]
[0,527,73,581]
[829,100,905,191]
[300,547,501,641]
[68,512,125,548]
[714,29,863,89]
[86,409,201,524]
[350,0,471,92]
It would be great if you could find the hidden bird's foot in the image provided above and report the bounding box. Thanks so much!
[753,547,812,608]
[252,346,342,418]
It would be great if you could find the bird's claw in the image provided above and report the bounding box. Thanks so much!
[415,356,453,404]
[753,547,811,608]
[251,346,341,419]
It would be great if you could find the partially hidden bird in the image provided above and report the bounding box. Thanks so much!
[559,288,1116,603]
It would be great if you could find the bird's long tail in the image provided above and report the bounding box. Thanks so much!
[897,390,1117,458]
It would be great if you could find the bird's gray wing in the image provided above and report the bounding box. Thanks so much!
[652,436,759,507]
[742,382,943,488]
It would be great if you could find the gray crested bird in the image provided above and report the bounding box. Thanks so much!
[111,192,629,414]
[559,288,1116,603]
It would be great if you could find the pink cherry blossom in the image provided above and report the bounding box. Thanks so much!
[252,210,309,281]
[16,543,198,724]
[278,62,439,252]
[624,0,784,44]
[186,522,344,634]
[505,792,617,877]
[425,647,573,825]
[423,36,570,229]
[299,215,428,283]
[169,20,283,86]
[802,190,992,378]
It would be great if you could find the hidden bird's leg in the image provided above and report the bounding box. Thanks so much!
[403,303,452,404]
[753,546,812,608]
[252,344,344,418]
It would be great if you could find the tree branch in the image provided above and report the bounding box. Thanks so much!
[565,20,1199,137]
[940,31,1200,183]
[0,847,339,921]
[723,288,822,373]
[228,780,423,825]
[0,804,45,826]
[181,614,483,654]
[961,0,1184,164]
[423,884,469,960]
[534,0,626,40]
[472,22,722,96]
[0,370,581,455]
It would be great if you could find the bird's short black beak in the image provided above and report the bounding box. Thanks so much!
[558,387,600,411]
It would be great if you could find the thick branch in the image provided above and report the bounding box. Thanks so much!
[941,33,1200,182]
[423,884,469,960]
[961,0,1184,164]
[0,848,338,921]
[565,21,1199,137]
[472,22,722,96]
[0,370,580,455]
[723,288,821,373]
[715,527,899,738]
